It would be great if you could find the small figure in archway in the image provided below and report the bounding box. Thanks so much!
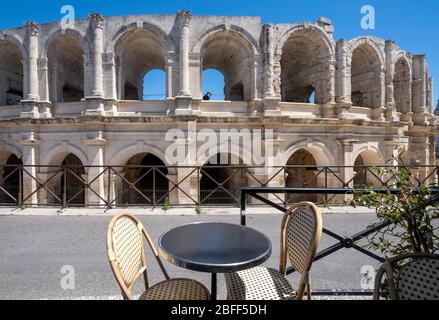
[203,92,212,101]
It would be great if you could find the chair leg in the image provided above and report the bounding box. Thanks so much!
[307,283,312,300]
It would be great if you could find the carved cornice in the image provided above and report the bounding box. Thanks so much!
[25,21,39,37]
[89,13,105,29]
[177,10,192,28]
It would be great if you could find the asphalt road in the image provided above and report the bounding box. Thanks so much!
[0,213,380,300]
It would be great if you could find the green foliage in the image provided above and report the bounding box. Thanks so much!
[20,204,28,210]
[163,197,170,212]
[349,155,439,258]
[195,206,202,215]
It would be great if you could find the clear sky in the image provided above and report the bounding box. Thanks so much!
[0,0,437,105]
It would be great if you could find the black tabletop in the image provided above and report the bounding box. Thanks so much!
[158,222,272,273]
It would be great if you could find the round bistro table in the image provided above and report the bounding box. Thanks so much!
[158,222,272,300]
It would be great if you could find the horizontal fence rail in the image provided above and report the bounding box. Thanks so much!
[239,187,439,296]
[0,164,438,209]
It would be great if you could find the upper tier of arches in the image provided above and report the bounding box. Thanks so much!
[0,14,432,120]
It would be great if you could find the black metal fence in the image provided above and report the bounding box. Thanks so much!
[0,164,438,209]
[239,187,439,296]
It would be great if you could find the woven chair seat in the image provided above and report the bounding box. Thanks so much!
[139,278,211,300]
[397,258,439,300]
[225,267,296,300]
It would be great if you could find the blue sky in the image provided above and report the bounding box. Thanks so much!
[0,0,437,104]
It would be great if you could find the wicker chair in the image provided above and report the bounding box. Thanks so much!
[107,213,211,300]
[373,253,439,300]
[225,202,323,300]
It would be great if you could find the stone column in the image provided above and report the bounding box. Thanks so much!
[89,13,104,97]
[84,131,107,207]
[262,24,281,116]
[334,40,352,118]
[174,11,193,115]
[384,40,398,122]
[84,14,105,116]
[25,22,40,101]
[178,11,191,97]
[385,140,401,165]
[38,57,52,118]
[337,139,358,201]
[20,22,40,118]
[412,54,429,125]
[20,132,39,206]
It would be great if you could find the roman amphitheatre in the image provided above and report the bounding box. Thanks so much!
[0,12,436,207]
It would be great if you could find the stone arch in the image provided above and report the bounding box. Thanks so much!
[112,24,169,100]
[199,152,249,205]
[120,152,170,205]
[353,144,384,166]
[275,24,335,104]
[108,22,174,54]
[348,37,385,108]
[41,143,88,173]
[45,29,89,102]
[0,142,22,163]
[0,151,23,204]
[110,143,173,171]
[197,142,254,167]
[43,28,92,58]
[393,52,412,115]
[353,146,384,187]
[282,140,334,167]
[195,26,258,101]
[0,35,26,106]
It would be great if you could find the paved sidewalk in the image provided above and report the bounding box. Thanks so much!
[0,213,379,300]
[0,206,375,216]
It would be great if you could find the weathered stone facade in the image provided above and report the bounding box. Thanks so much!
[0,12,437,205]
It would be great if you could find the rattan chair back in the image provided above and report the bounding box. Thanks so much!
[107,213,169,300]
[279,202,323,299]
[374,253,439,300]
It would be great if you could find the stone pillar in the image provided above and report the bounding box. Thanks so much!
[166,174,179,205]
[412,54,429,125]
[20,132,39,206]
[25,22,40,101]
[262,24,281,116]
[335,40,352,116]
[20,22,40,118]
[84,131,107,207]
[178,11,191,97]
[385,140,401,165]
[89,13,104,97]
[102,52,117,100]
[384,40,398,122]
[84,14,105,116]
[174,11,194,115]
[337,139,358,202]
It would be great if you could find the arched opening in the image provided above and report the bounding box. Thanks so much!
[200,153,248,205]
[285,149,318,203]
[350,44,382,108]
[202,69,226,100]
[121,153,169,205]
[394,58,411,115]
[59,154,86,206]
[353,150,382,187]
[280,29,332,104]
[200,31,253,101]
[48,35,85,103]
[0,40,23,106]
[115,28,166,101]
[0,154,22,204]
[143,69,166,101]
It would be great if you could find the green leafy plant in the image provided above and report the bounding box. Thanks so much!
[20,204,28,210]
[163,197,170,212]
[350,154,439,258]
[195,205,202,215]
